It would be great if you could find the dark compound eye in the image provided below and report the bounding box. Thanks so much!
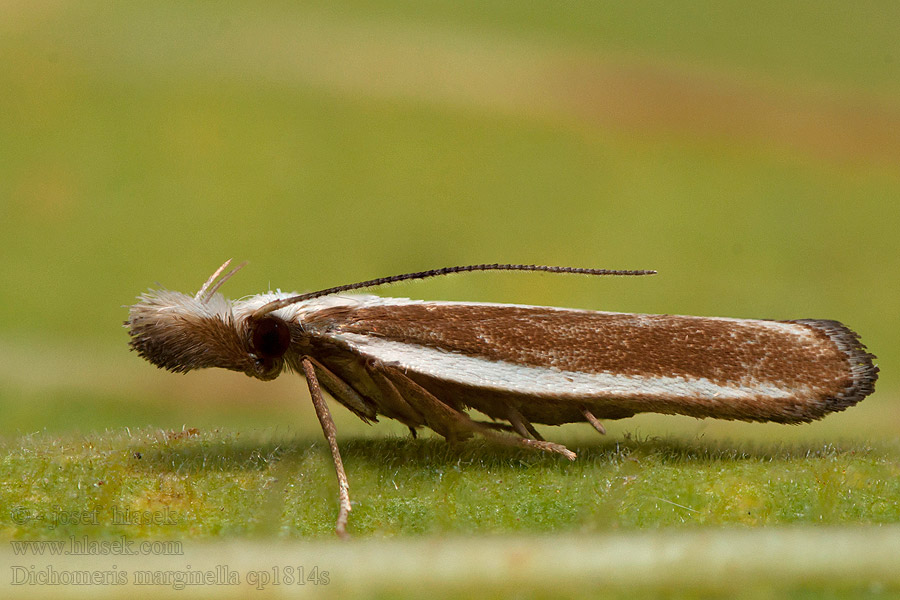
[251,316,291,360]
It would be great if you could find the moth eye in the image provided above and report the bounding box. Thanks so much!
[251,316,291,360]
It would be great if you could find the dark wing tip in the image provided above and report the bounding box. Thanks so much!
[792,319,878,413]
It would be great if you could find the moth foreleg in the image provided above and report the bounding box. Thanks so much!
[300,357,352,539]
[383,366,576,461]
[303,356,378,423]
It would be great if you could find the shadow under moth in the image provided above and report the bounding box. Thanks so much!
[126,261,878,537]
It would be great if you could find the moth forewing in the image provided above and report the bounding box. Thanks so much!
[126,262,878,537]
[297,300,876,425]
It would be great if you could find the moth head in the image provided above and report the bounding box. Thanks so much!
[126,261,292,381]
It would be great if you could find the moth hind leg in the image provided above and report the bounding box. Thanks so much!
[382,366,575,461]
[580,406,607,436]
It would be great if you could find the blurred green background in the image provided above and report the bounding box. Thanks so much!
[1,1,898,441]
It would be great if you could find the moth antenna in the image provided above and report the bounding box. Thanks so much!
[195,259,247,304]
[252,263,657,317]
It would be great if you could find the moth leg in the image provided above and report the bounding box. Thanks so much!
[471,420,518,433]
[581,406,607,435]
[384,366,575,461]
[370,367,472,443]
[506,405,545,441]
[303,356,378,423]
[300,357,352,539]
[364,364,426,429]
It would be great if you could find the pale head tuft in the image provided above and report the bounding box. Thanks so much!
[127,262,291,381]
[126,289,254,374]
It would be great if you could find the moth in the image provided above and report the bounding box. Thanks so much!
[126,261,877,537]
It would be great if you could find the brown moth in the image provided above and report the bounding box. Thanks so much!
[126,261,878,537]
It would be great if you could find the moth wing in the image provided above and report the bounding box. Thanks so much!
[304,300,874,424]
